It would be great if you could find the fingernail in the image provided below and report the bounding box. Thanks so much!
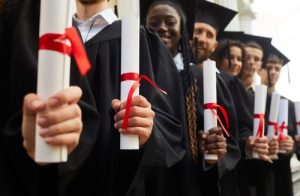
[114,123,117,129]
[38,117,47,126]
[32,99,41,108]
[49,98,59,107]
[40,128,48,136]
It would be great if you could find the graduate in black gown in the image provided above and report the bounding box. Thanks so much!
[264,45,295,196]
[143,1,232,195]
[190,1,241,195]
[0,0,188,195]
[237,34,278,196]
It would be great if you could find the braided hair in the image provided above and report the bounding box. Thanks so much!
[145,1,199,161]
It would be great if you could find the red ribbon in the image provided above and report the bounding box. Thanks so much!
[297,121,300,127]
[278,121,288,141]
[121,73,167,130]
[254,114,265,138]
[203,103,230,137]
[268,121,279,135]
[39,27,91,76]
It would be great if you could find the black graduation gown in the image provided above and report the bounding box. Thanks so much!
[265,94,296,196]
[1,1,187,196]
[191,66,241,196]
[219,71,254,196]
[233,82,274,196]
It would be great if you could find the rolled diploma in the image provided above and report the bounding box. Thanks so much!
[294,101,300,135]
[267,92,280,139]
[35,0,73,163]
[120,0,140,150]
[203,59,218,160]
[278,99,289,153]
[252,85,267,159]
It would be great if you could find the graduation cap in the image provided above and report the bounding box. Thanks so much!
[241,34,272,66]
[195,0,237,32]
[267,44,291,84]
[267,44,290,66]
[217,31,244,42]
[140,0,197,39]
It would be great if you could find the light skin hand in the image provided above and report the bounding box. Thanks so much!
[279,135,294,155]
[246,136,270,161]
[199,127,227,164]
[268,135,279,156]
[112,95,155,146]
[22,86,83,161]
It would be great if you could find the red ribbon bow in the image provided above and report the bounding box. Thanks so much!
[39,27,91,76]
[254,114,265,138]
[278,121,288,141]
[268,121,279,135]
[203,103,230,137]
[120,72,167,130]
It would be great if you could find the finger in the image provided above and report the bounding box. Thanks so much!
[114,117,153,129]
[205,142,227,151]
[114,106,154,122]
[119,127,151,145]
[23,93,46,116]
[120,95,150,110]
[208,127,222,135]
[206,134,225,144]
[198,131,207,140]
[40,117,82,137]
[253,147,269,155]
[111,99,121,112]
[259,154,270,161]
[38,104,81,127]
[48,86,82,108]
[206,149,227,155]
[44,132,80,147]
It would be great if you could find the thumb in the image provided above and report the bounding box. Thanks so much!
[23,93,46,116]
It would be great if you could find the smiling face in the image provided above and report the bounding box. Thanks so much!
[219,46,243,76]
[146,4,181,56]
[192,22,218,63]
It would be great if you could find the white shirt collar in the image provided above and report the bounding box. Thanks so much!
[173,53,184,71]
[73,8,118,42]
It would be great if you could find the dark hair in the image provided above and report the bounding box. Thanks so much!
[146,1,199,161]
[212,39,247,73]
[267,54,284,65]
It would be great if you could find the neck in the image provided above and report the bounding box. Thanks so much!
[268,86,275,93]
[76,1,107,20]
[241,75,253,89]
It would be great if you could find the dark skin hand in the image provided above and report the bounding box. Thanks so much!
[198,127,227,164]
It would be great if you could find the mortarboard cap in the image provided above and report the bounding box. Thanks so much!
[140,0,197,39]
[195,0,237,32]
[217,31,244,42]
[241,34,272,65]
[267,44,290,66]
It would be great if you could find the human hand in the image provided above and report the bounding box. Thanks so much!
[22,86,83,161]
[246,136,269,161]
[112,95,155,146]
[198,127,227,164]
[279,135,294,155]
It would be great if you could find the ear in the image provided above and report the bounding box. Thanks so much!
[212,40,218,52]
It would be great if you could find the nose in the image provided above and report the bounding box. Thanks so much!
[157,22,168,33]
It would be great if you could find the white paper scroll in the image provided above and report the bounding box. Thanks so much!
[35,0,75,163]
[295,101,300,135]
[252,85,267,159]
[120,0,140,150]
[267,93,281,139]
[278,99,289,154]
[203,59,218,160]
